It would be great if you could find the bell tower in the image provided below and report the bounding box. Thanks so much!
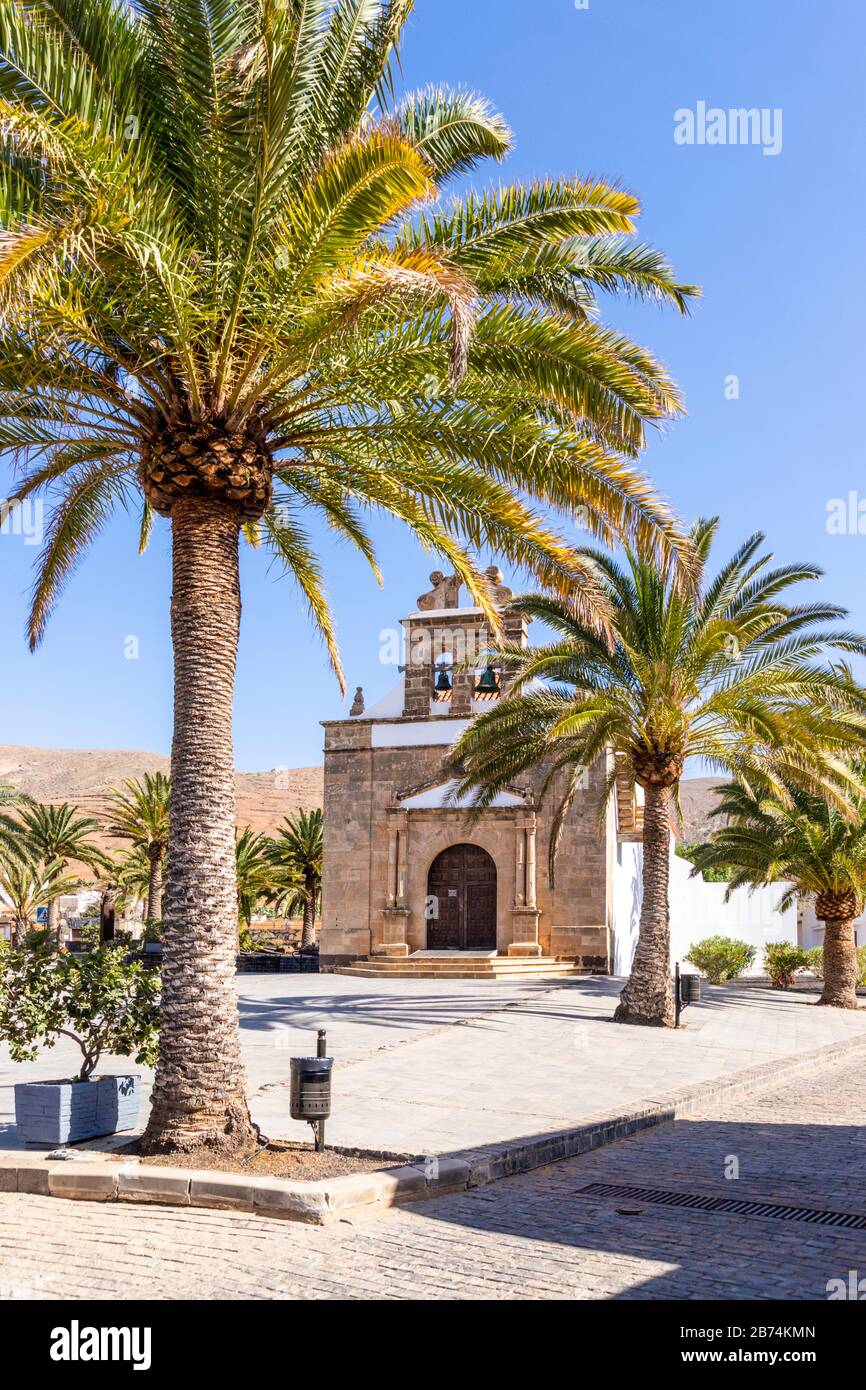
[401,567,528,718]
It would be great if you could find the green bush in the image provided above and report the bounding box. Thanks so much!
[684,936,757,983]
[763,942,810,989]
[805,944,866,986]
[675,843,734,882]
[804,946,824,978]
[0,940,160,1082]
[21,927,56,956]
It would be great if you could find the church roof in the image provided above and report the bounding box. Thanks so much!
[396,778,531,810]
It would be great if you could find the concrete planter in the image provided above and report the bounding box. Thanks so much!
[14,1075,141,1148]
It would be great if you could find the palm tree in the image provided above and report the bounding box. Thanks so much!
[235,828,275,933]
[690,780,866,1010]
[1,800,110,939]
[109,845,153,922]
[0,0,697,1152]
[452,520,866,1026]
[104,773,170,922]
[0,845,81,946]
[266,809,324,948]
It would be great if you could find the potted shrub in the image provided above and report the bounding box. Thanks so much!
[685,936,757,984]
[0,940,159,1146]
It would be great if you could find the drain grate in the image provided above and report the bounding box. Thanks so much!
[575,1182,866,1229]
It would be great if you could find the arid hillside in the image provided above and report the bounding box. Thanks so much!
[0,744,323,840]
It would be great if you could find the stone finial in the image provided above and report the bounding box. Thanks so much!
[485,565,513,606]
[350,686,365,716]
[417,570,461,611]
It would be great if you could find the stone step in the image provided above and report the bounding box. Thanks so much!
[333,958,584,980]
[346,955,566,970]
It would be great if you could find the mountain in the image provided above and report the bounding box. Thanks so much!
[0,744,323,840]
[677,776,729,843]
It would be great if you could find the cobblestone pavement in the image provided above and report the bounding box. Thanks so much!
[2,1053,865,1300]
[4,974,866,1155]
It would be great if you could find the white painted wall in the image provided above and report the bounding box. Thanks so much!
[612,840,798,976]
[799,898,866,951]
[371,718,471,748]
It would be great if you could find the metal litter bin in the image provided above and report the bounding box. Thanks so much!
[680,972,701,1004]
[290,1056,333,1122]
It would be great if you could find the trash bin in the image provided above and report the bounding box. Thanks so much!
[289,1056,333,1122]
[680,972,701,1004]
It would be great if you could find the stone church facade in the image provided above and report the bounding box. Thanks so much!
[319,573,634,972]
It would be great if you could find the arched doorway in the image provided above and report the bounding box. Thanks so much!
[426,844,497,951]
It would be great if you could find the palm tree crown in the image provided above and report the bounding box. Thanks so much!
[452,518,866,1025]
[454,520,866,833]
[0,0,699,652]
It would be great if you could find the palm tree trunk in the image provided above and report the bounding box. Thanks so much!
[818,916,860,1009]
[140,494,255,1155]
[146,847,163,923]
[47,895,60,943]
[614,781,676,1027]
[301,878,316,948]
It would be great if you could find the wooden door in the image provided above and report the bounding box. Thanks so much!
[427,844,497,950]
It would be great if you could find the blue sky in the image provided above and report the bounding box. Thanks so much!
[1,0,864,770]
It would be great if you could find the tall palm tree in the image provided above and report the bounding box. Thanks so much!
[266,809,324,948]
[235,828,275,933]
[690,780,866,1010]
[0,844,80,945]
[0,0,697,1152]
[1,800,110,939]
[452,520,866,1026]
[104,773,170,922]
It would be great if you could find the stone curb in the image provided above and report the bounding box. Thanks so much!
[4,1030,866,1223]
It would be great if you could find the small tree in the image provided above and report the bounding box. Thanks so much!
[0,847,81,946]
[0,943,159,1083]
[1,801,111,940]
[104,774,171,923]
[266,810,324,948]
[691,778,866,1009]
[235,829,276,933]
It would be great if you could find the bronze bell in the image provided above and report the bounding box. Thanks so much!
[475,666,500,696]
